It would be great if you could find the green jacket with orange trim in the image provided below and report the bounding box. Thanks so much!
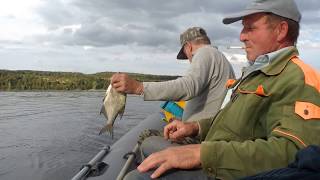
[198,46,320,180]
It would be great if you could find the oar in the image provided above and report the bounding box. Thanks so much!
[71,146,110,180]
[116,143,140,180]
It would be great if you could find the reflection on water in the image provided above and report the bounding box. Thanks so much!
[0,91,160,180]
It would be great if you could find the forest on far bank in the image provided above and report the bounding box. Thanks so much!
[0,70,179,91]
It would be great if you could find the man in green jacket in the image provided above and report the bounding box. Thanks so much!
[124,0,320,179]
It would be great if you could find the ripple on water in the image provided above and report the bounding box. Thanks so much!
[0,92,161,180]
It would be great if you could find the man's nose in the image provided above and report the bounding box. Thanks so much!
[240,28,247,42]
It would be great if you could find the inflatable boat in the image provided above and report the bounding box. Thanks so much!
[71,113,167,180]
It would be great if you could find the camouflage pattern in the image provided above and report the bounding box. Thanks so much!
[179,27,208,46]
[177,27,209,59]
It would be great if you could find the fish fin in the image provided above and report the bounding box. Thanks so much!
[118,106,125,120]
[99,124,114,139]
[119,110,124,120]
[100,105,108,119]
[102,92,107,102]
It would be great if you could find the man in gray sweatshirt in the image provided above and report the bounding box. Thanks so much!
[111,27,235,122]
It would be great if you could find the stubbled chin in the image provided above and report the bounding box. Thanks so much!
[246,54,255,62]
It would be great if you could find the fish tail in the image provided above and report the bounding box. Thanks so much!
[100,105,105,115]
[99,124,114,139]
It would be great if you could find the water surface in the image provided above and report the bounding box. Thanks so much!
[0,91,160,180]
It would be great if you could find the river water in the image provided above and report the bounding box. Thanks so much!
[0,91,161,180]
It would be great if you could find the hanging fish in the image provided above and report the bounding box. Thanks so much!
[99,84,126,138]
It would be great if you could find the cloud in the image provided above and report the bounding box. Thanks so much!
[31,0,320,50]
[31,0,247,49]
[0,0,319,75]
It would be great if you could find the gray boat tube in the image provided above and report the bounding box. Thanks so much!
[84,113,166,180]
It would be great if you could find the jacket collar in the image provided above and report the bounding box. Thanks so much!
[260,46,299,76]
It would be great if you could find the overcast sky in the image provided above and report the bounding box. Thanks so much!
[0,0,319,76]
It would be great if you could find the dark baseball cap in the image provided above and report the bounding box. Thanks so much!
[223,0,301,24]
[177,27,209,60]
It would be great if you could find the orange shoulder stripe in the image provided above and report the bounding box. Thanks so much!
[291,57,320,92]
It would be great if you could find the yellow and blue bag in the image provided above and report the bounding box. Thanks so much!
[159,101,185,123]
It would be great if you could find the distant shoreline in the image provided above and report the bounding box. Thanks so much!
[0,89,106,92]
[0,69,179,91]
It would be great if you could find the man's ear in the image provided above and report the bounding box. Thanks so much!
[186,42,192,52]
[277,21,289,42]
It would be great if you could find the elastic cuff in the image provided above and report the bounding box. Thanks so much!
[198,118,212,140]
[200,141,218,177]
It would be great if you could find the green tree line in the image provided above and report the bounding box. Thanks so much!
[0,70,179,91]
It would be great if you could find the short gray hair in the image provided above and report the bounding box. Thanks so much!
[266,13,300,44]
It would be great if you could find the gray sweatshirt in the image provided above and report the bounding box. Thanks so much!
[143,45,235,121]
